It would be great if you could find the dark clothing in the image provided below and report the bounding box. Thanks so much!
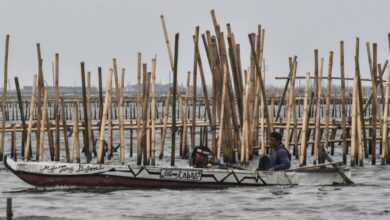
[269,144,291,171]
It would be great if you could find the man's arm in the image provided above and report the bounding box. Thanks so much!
[274,150,291,171]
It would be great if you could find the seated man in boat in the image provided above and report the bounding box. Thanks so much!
[191,146,212,168]
[258,132,291,171]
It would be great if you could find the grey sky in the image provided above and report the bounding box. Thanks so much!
[0,0,389,88]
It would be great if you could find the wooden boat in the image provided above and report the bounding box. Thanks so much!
[4,155,352,189]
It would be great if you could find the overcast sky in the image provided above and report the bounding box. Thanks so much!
[0,0,389,89]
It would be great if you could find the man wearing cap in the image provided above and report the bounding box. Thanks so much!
[267,131,291,171]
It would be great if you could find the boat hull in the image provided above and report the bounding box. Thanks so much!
[4,156,351,189]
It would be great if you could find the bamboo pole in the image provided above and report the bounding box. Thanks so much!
[248,33,271,134]
[141,71,151,165]
[314,58,324,164]
[60,97,69,162]
[71,101,80,163]
[36,44,43,160]
[151,59,157,165]
[191,27,199,150]
[38,89,48,161]
[119,68,125,164]
[181,71,190,158]
[87,71,96,158]
[160,15,174,71]
[198,36,218,157]
[159,88,172,159]
[351,77,358,166]
[80,62,91,162]
[285,60,297,150]
[324,52,334,153]
[357,87,363,166]
[1,35,9,161]
[14,77,28,157]
[24,75,37,160]
[136,53,142,164]
[299,73,311,166]
[217,64,229,161]
[54,53,60,161]
[97,69,113,164]
[107,89,113,159]
[381,67,390,164]
[11,124,16,160]
[340,41,347,165]
[171,33,179,166]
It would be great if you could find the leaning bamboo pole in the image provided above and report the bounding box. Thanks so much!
[38,89,48,161]
[0,34,9,161]
[24,75,37,160]
[299,73,311,166]
[97,69,113,164]
[217,64,229,161]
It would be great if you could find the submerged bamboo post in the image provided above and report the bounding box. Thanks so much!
[71,101,80,163]
[24,75,37,160]
[299,73,311,166]
[1,34,10,161]
[97,69,113,164]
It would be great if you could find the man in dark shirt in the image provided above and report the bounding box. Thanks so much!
[267,132,291,171]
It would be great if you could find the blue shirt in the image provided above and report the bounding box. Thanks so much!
[269,145,291,171]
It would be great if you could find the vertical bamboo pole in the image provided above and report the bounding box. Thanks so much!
[340,41,347,165]
[181,71,191,158]
[97,69,113,164]
[98,67,103,121]
[87,71,96,157]
[24,75,37,160]
[159,89,172,159]
[11,124,16,160]
[136,53,142,165]
[141,72,151,165]
[151,59,157,165]
[119,68,125,164]
[171,33,179,166]
[0,35,10,161]
[71,101,80,163]
[80,62,91,162]
[36,44,43,160]
[357,88,363,166]
[107,90,112,159]
[54,53,60,162]
[351,77,358,166]
[38,89,48,161]
[324,52,334,153]
[314,58,324,164]
[299,73,311,166]
[191,28,199,150]
[60,97,69,162]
